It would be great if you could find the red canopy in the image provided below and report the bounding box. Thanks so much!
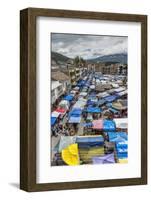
[55,108,66,114]
[92,119,103,130]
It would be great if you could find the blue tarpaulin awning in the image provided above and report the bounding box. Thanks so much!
[116,140,128,159]
[81,122,93,127]
[116,141,128,148]
[86,106,102,113]
[109,107,119,114]
[87,100,97,106]
[107,132,128,142]
[69,108,82,117]
[63,95,74,101]
[104,95,117,103]
[68,116,81,123]
[98,99,106,106]
[103,119,116,131]
[116,142,128,159]
[51,117,57,126]
[76,136,104,148]
[106,103,112,108]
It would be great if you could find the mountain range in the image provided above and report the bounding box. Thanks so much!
[51,51,70,64]
[87,53,127,64]
[51,51,127,65]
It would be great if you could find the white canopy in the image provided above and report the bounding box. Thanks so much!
[114,87,126,93]
[79,92,87,97]
[114,118,128,129]
[73,86,80,91]
[117,90,127,96]
[90,85,95,89]
[112,83,119,88]
[51,111,60,118]
[73,99,86,109]
[59,100,69,109]
[96,92,109,98]
[70,90,76,95]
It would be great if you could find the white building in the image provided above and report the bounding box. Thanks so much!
[51,71,71,93]
[51,81,64,104]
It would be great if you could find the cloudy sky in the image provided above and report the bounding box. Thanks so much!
[51,33,127,59]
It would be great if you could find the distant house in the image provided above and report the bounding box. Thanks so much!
[89,62,127,76]
[51,71,71,93]
[117,64,127,75]
[51,59,60,71]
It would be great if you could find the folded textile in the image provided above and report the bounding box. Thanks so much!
[92,153,115,164]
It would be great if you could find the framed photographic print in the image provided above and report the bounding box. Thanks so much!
[20,8,147,191]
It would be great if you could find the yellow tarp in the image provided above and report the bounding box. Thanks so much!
[61,143,80,166]
[118,159,128,164]
[79,147,104,164]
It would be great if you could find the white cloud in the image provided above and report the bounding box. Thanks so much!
[51,33,128,59]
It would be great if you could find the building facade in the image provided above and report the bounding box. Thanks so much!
[51,81,64,104]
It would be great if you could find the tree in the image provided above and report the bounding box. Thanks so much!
[73,56,86,67]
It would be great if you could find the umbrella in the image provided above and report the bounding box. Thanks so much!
[61,144,80,166]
